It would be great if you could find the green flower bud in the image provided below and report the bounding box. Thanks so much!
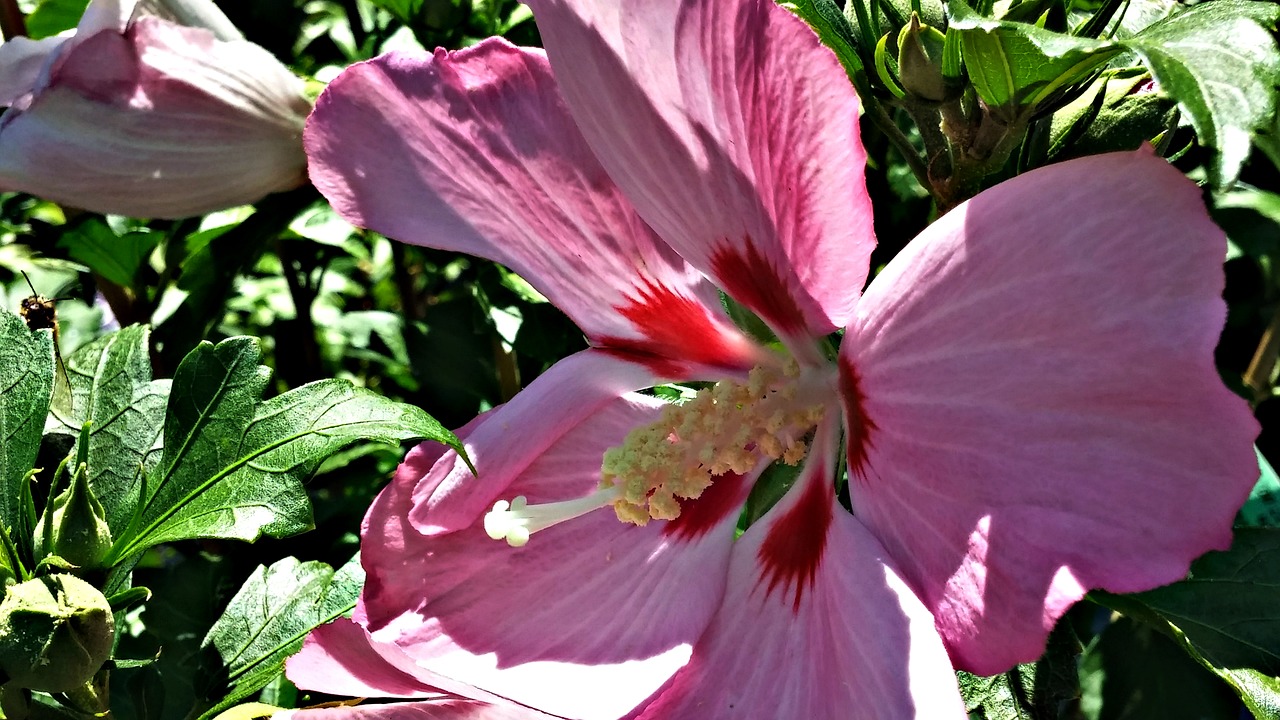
[34,462,113,570]
[0,575,114,693]
[897,14,951,102]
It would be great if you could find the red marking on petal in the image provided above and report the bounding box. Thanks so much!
[839,356,877,482]
[710,238,805,336]
[663,472,749,542]
[598,279,756,376]
[756,463,833,612]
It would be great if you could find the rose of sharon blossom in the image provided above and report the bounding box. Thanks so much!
[288,0,1259,717]
[0,0,309,218]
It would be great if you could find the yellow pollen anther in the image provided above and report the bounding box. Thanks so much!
[599,360,827,526]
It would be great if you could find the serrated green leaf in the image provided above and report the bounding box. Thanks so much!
[0,311,53,553]
[1095,528,1280,716]
[56,220,159,289]
[197,556,363,719]
[959,619,1080,719]
[1079,616,1240,720]
[1121,0,1280,187]
[47,325,169,531]
[114,339,463,557]
[25,0,89,38]
[949,0,1120,114]
[787,0,869,87]
[115,337,277,555]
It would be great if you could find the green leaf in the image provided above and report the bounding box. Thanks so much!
[1094,528,1280,717]
[363,0,425,25]
[0,311,53,552]
[197,555,363,719]
[56,220,159,289]
[25,0,89,38]
[114,338,463,558]
[1120,0,1280,187]
[949,0,1121,114]
[46,325,169,531]
[1079,615,1240,720]
[1239,448,1280,528]
[786,0,869,87]
[959,619,1081,719]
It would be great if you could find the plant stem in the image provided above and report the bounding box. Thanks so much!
[1245,304,1280,404]
[863,98,933,200]
[0,0,25,39]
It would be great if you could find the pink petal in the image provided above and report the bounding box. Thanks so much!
[287,618,446,699]
[527,0,875,340]
[305,39,759,372]
[0,36,65,106]
[0,18,308,218]
[360,391,752,720]
[407,350,676,536]
[77,0,137,36]
[841,149,1260,674]
[632,420,966,720]
[284,700,557,720]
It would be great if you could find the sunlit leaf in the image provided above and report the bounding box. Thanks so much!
[47,325,169,531]
[198,556,363,719]
[1121,0,1280,186]
[0,311,53,554]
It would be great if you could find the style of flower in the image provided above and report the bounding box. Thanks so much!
[287,0,1259,717]
[0,0,309,218]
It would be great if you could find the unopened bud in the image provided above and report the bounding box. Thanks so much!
[0,575,114,693]
[34,461,113,570]
[898,14,951,102]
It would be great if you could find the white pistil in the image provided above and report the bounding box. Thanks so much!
[484,485,624,547]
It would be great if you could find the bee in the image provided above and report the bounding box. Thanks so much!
[18,272,59,336]
[17,272,72,413]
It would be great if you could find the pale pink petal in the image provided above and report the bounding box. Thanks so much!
[287,618,445,700]
[288,618,551,716]
[305,39,758,371]
[407,350,695,536]
[841,149,1260,674]
[135,0,244,41]
[77,0,138,35]
[0,18,307,218]
[0,36,65,105]
[632,419,966,720]
[360,390,753,720]
[284,700,557,720]
[527,0,874,341]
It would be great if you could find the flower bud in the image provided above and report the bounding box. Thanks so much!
[897,14,951,103]
[0,574,114,693]
[0,0,309,219]
[34,462,113,570]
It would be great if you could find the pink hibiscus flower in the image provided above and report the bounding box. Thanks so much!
[286,0,1259,717]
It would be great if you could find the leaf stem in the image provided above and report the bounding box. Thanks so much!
[0,0,25,39]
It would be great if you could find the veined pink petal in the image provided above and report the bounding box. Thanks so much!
[287,618,448,700]
[631,420,966,720]
[283,699,558,720]
[841,149,1259,674]
[0,17,308,218]
[527,0,875,341]
[362,391,749,720]
[409,350,678,536]
[305,39,759,372]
